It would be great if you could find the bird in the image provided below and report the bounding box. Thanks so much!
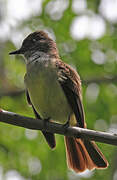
[9,30,108,173]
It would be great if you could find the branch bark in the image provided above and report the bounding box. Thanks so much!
[0,110,117,146]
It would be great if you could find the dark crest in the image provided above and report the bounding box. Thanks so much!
[21,31,57,54]
[9,31,59,57]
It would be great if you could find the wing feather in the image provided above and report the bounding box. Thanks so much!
[56,60,85,128]
[26,90,56,148]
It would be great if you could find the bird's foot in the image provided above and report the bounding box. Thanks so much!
[62,121,69,134]
[43,117,51,129]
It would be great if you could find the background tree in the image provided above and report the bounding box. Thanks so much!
[0,0,117,179]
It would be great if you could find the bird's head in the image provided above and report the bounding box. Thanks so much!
[9,31,59,61]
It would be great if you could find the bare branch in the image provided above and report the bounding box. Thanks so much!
[0,89,24,98]
[0,75,117,98]
[0,110,117,146]
[82,75,117,85]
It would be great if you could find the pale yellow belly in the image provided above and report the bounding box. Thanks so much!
[24,64,72,124]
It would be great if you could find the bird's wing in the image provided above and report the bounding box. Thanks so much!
[26,90,56,149]
[56,60,85,128]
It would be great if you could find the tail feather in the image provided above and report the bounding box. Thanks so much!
[83,140,108,168]
[75,139,96,170]
[65,136,86,172]
[64,137,108,173]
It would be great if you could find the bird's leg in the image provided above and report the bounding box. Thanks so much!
[62,115,70,134]
[43,117,51,129]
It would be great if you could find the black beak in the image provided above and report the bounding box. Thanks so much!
[9,48,23,55]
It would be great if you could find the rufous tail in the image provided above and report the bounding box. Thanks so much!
[64,137,108,173]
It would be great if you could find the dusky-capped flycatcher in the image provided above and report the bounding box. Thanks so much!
[9,31,108,173]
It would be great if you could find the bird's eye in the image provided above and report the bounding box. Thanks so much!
[32,39,36,42]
